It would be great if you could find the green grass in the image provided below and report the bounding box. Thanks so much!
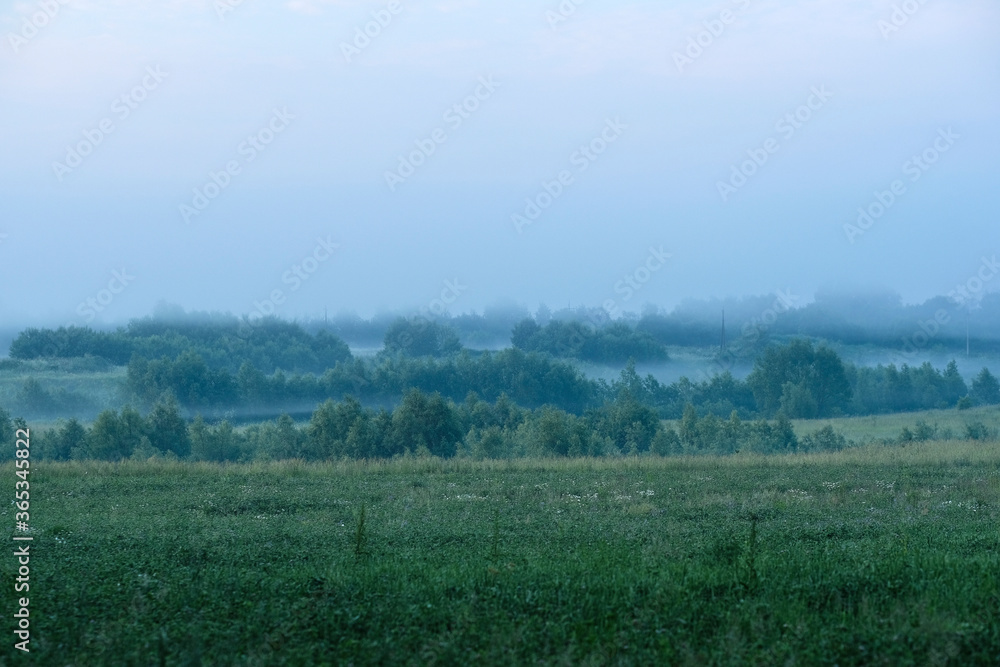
[3,442,1000,665]
[791,405,1000,442]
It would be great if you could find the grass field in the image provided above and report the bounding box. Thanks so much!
[2,441,999,665]
[790,405,1000,443]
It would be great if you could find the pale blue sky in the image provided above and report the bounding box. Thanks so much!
[1,0,998,325]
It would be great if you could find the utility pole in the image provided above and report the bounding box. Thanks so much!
[721,309,726,353]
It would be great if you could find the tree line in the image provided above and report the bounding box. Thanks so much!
[9,336,1000,423]
[7,387,823,464]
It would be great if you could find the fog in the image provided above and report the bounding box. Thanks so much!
[1,0,998,329]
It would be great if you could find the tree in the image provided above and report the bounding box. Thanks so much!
[510,318,541,351]
[87,408,147,460]
[189,417,240,462]
[679,404,700,451]
[971,368,1000,405]
[236,362,270,406]
[809,345,851,416]
[651,426,681,456]
[147,394,190,457]
[383,317,462,357]
[47,419,87,461]
[779,381,818,419]
[307,397,373,460]
[389,389,463,457]
[0,407,12,446]
[943,361,969,405]
[589,390,661,453]
[245,414,303,461]
[747,340,850,417]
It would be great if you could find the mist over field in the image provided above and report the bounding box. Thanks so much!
[3,2,1000,665]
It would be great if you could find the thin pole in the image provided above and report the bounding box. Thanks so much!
[721,309,726,352]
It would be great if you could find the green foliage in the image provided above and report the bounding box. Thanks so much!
[383,317,462,357]
[799,425,849,452]
[125,346,598,416]
[85,407,148,460]
[45,418,88,461]
[461,425,517,460]
[244,414,304,461]
[514,406,606,457]
[0,406,12,445]
[511,318,668,363]
[127,351,238,409]
[510,318,542,350]
[588,389,662,454]
[10,317,352,373]
[971,367,1000,405]
[747,339,851,417]
[650,425,682,456]
[913,419,937,442]
[779,380,818,419]
[307,397,386,460]
[189,417,240,462]
[849,360,969,414]
[964,420,998,441]
[146,395,190,457]
[678,404,798,454]
[389,389,463,457]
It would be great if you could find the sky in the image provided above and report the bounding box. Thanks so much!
[1,0,998,327]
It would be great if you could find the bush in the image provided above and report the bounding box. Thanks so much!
[800,425,848,452]
[964,421,997,441]
[913,420,936,441]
